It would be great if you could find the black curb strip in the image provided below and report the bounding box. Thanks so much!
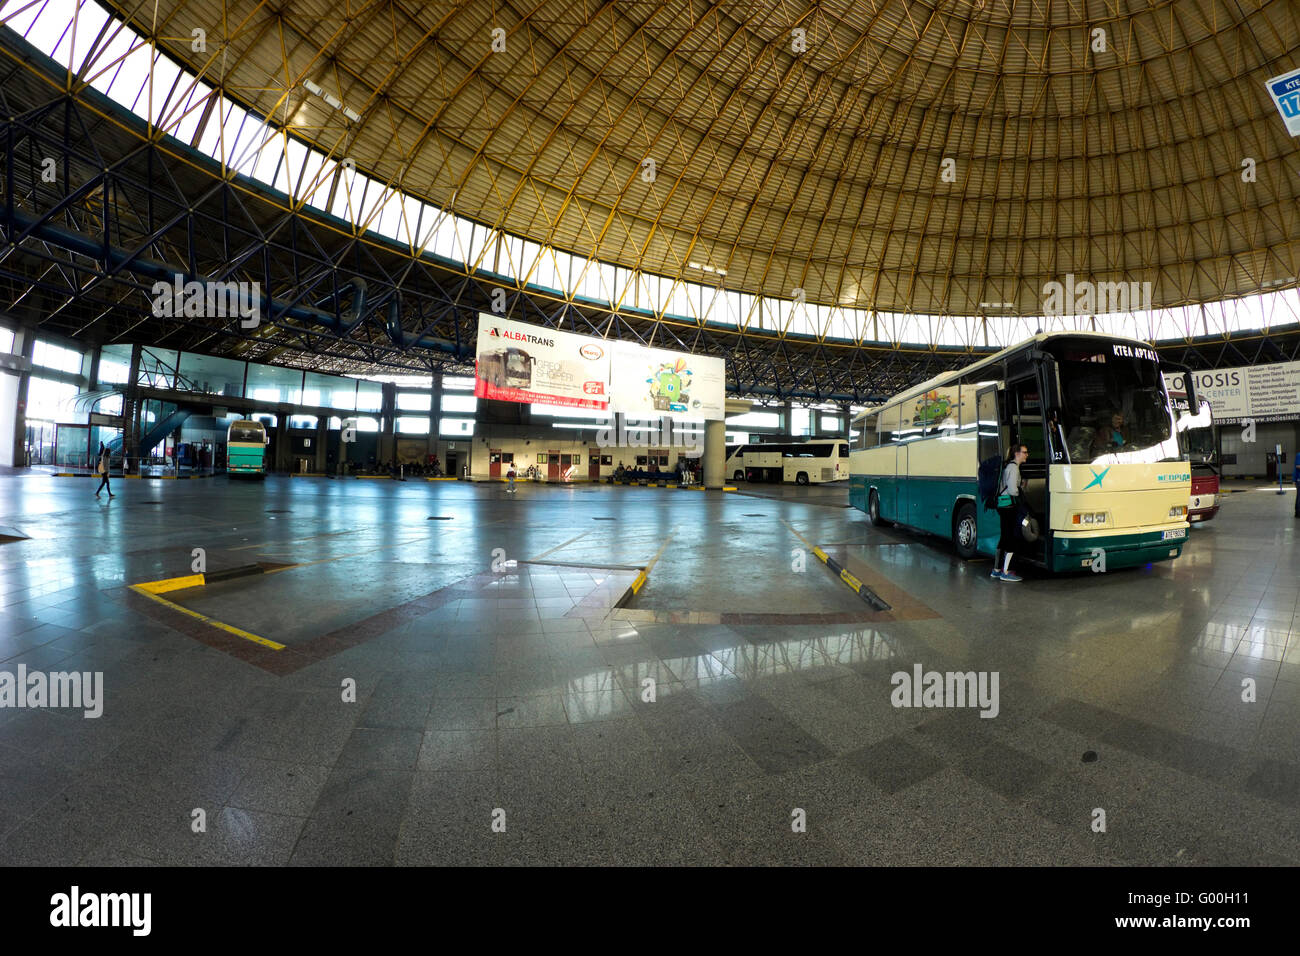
[204,564,267,584]
[811,547,892,612]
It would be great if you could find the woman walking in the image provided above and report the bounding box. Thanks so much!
[992,444,1027,582]
[94,441,114,498]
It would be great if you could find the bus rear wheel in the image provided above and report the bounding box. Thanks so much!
[734,470,744,482]
[868,490,886,527]
[795,472,809,486]
[953,502,978,560]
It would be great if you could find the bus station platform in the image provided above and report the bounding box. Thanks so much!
[0,472,1298,865]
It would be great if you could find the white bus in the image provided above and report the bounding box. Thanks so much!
[726,438,849,485]
[850,332,1191,572]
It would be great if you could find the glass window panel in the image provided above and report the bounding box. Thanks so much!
[177,351,246,397]
[97,344,131,383]
[84,17,134,97]
[442,375,476,390]
[26,377,80,420]
[440,417,475,436]
[355,177,385,230]
[281,135,308,197]
[253,130,284,187]
[396,392,431,411]
[396,416,429,435]
[373,189,401,238]
[0,327,14,354]
[452,216,474,262]
[305,371,356,410]
[244,363,302,404]
[355,381,382,412]
[7,0,50,39]
[294,149,327,206]
[105,35,152,113]
[33,340,84,373]
[441,393,477,413]
[231,112,271,176]
[170,78,212,146]
[67,1,112,77]
[400,194,423,248]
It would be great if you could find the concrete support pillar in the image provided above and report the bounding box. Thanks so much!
[378,382,396,464]
[122,343,142,470]
[703,418,725,489]
[6,328,35,468]
[781,401,793,436]
[314,418,327,472]
[428,373,442,460]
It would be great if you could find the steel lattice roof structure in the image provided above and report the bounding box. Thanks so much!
[3,0,1300,402]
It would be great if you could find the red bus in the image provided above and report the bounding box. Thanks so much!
[1164,368,1219,522]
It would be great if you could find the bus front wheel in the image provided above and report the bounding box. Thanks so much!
[734,470,744,482]
[795,472,809,486]
[868,490,887,526]
[953,502,978,560]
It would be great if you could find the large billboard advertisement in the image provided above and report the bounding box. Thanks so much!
[608,343,726,421]
[1173,360,1300,426]
[474,315,610,410]
[474,315,726,418]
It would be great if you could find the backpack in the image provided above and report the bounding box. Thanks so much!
[977,455,1002,510]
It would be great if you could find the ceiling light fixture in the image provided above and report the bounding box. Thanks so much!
[304,79,361,123]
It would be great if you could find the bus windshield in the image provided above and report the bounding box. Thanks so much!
[229,424,264,443]
[1048,341,1177,465]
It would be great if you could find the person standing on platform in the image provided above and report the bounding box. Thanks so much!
[507,463,517,494]
[94,442,114,498]
[993,444,1028,582]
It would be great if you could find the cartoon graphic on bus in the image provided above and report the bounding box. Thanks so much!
[649,359,692,412]
[912,389,953,426]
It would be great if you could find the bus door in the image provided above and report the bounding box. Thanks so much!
[976,387,1002,525]
[1007,374,1048,560]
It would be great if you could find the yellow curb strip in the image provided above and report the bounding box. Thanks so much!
[129,574,285,650]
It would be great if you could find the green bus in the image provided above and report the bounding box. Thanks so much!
[227,419,268,478]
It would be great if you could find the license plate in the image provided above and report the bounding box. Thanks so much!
[1163,529,1186,540]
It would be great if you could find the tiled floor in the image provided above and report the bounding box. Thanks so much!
[0,474,1298,865]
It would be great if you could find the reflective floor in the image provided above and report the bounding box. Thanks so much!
[0,474,1297,865]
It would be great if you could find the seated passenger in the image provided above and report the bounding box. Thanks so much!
[1109,412,1127,448]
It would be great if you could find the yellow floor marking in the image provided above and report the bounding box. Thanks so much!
[628,531,675,597]
[128,583,284,650]
[134,573,205,594]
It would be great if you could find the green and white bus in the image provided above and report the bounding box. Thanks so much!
[227,419,269,478]
[849,332,1191,572]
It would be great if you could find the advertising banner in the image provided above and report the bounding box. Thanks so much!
[608,343,726,421]
[1188,360,1300,426]
[474,315,610,410]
